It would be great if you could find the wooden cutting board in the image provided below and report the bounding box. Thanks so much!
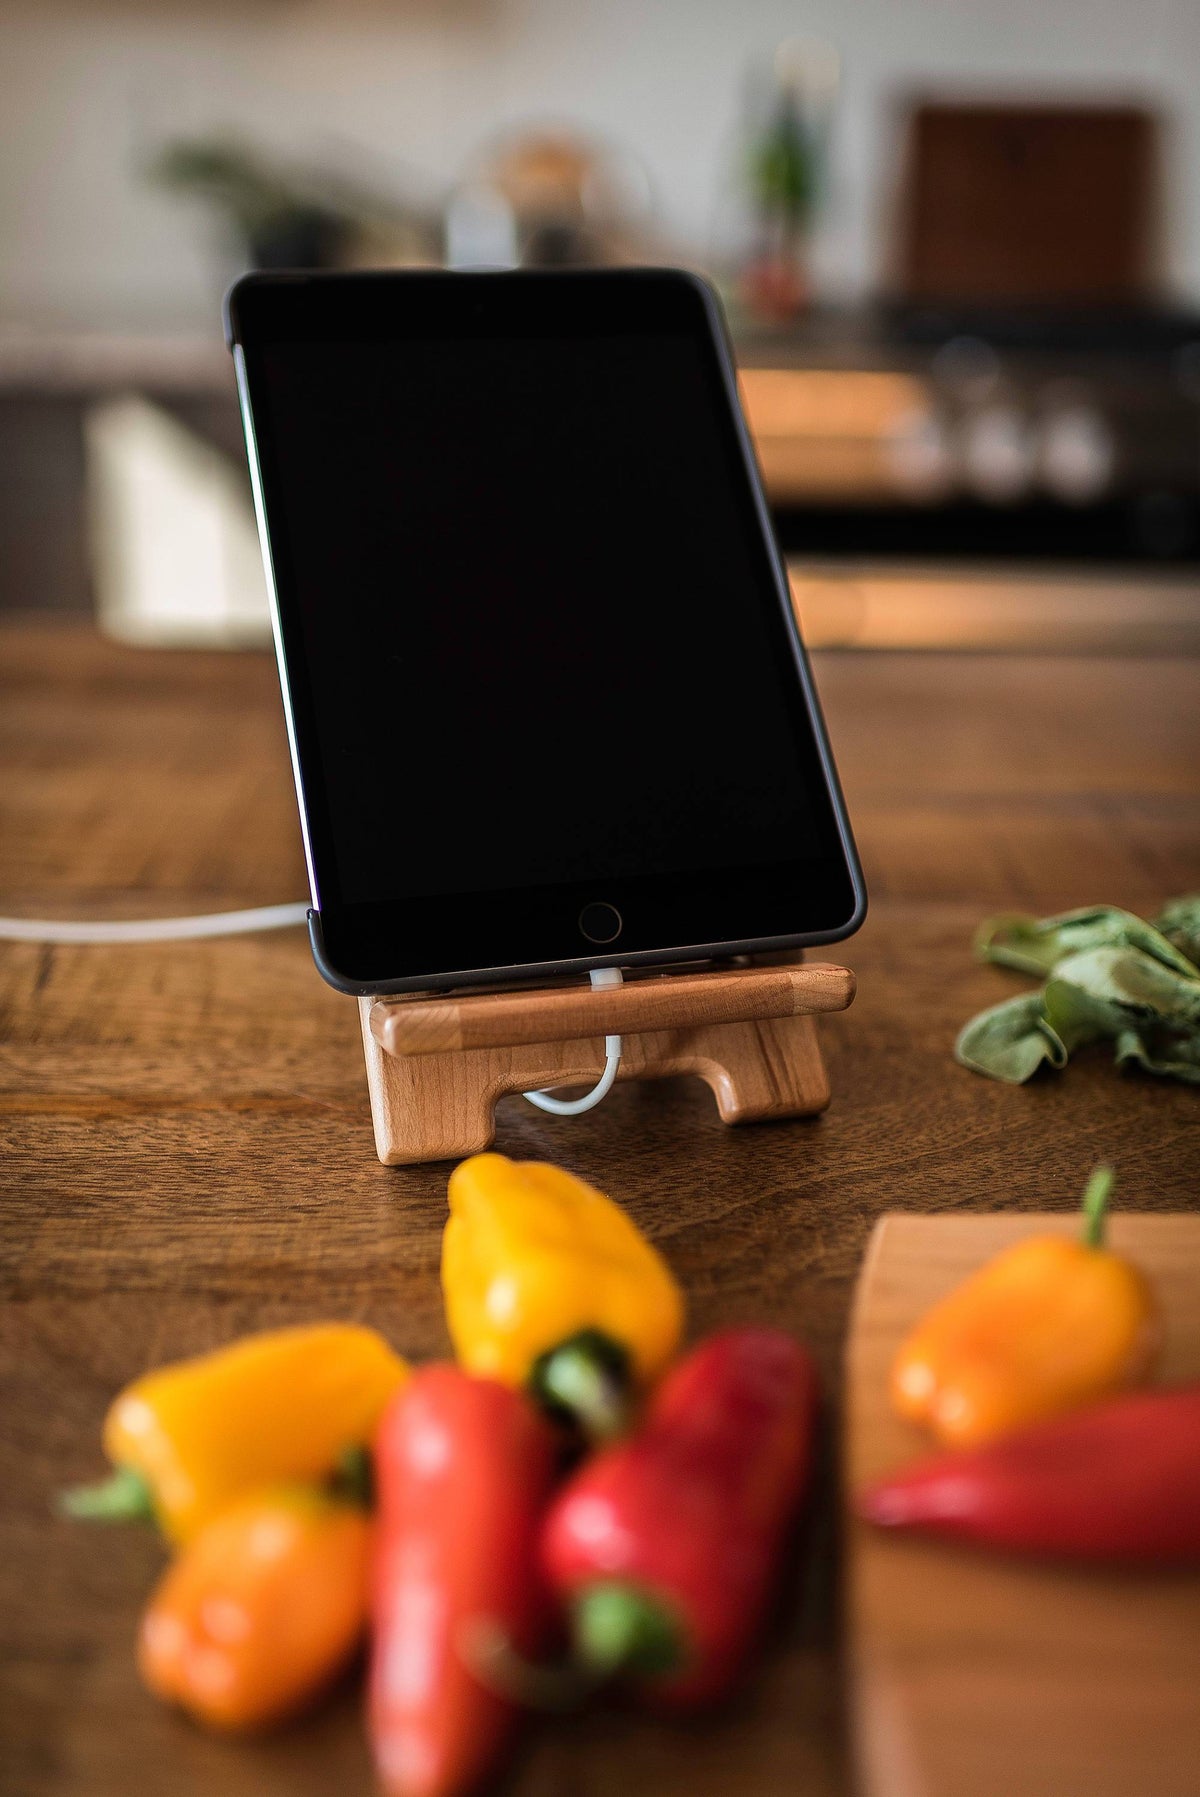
[845,1214,1200,1797]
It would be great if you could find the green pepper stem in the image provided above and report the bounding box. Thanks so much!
[458,1617,599,1712]
[530,1330,632,1441]
[458,1587,683,1711]
[1082,1165,1116,1249]
[460,1586,682,1711]
[332,1443,374,1510]
[57,1465,155,1524]
[573,1582,683,1680]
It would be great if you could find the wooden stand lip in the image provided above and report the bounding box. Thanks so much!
[369,960,855,1058]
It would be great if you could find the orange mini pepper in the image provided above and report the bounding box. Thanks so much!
[139,1483,371,1731]
[891,1167,1158,1447]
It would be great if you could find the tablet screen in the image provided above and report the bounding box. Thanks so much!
[233,272,861,985]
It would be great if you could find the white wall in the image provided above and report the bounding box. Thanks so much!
[2,0,1198,330]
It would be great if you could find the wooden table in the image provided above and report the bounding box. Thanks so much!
[1,621,1197,1797]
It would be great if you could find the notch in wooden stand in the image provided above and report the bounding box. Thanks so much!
[358,958,855,1166]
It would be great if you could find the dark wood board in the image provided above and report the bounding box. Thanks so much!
[1,620,1197,1795]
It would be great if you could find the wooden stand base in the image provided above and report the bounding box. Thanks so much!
[358,959,855,1166]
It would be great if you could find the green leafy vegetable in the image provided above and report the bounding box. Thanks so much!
[954,993,1070,1084]
[1154,894,1200,967]
[974,905,1197,979]
[957,894,1200,1086]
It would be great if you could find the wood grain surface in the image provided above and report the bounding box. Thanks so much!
[846,1214,1200,1797]
[1,620,1197,1797]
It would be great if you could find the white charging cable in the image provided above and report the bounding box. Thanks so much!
[0,903,309,943]
[523,966,624,1116]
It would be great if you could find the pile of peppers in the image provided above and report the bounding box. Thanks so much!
[64,1153,821,1795]
[861,1166,1200,1565]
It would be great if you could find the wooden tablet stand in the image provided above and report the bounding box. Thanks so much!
[358,956,855,1165]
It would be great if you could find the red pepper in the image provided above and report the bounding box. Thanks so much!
[369,1366,558,1797]
[541,1327,819,1708]
[859,1383,1200,1564]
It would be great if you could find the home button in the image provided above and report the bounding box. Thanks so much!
[578,901,623,944]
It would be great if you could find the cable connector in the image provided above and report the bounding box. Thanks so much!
[523,967,624,1116]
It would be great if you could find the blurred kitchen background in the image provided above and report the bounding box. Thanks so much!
[4,0,1200,651]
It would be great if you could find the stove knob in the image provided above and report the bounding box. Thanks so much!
[962,405,1034,504]
[1039,406,1115,504]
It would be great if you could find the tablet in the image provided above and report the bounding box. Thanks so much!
[227,268,864,993]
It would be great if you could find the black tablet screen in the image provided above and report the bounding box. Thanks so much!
[235,273,859,984]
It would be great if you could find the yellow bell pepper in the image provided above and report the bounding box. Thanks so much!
[63,1323,407,1544]
[891,1167,1158,1447]
[442,1153,684,1438]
